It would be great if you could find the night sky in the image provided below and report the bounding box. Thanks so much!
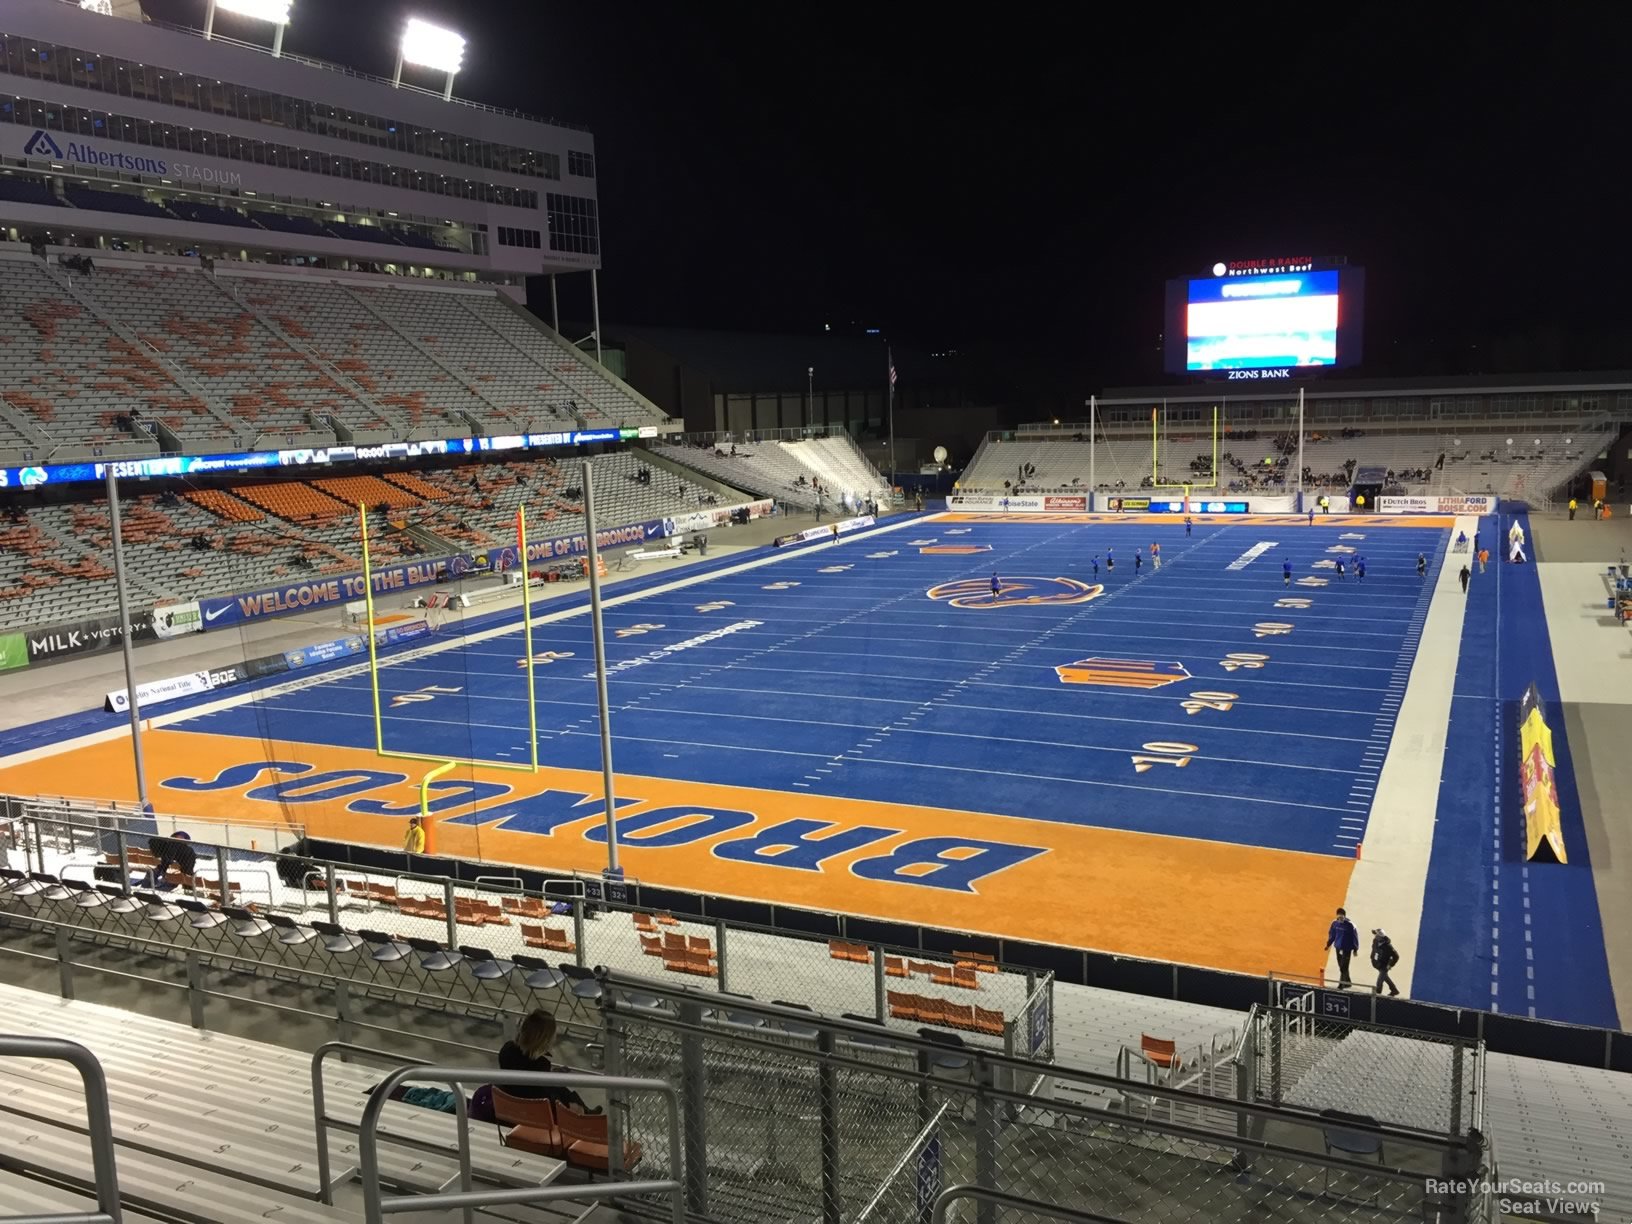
[142,2,1632,411]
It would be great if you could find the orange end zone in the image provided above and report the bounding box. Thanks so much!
[0,728,1354,980]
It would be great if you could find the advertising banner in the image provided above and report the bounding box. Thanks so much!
[200,557,459,629]
[0,631,27,673]
[1376,495,1497,515]
[1106,497,1153,512]
[25,611,156,664]
[151,601,203,640]
[105,670,213,714]
[1043,495,1089,510]
[243,653,292,680]
[285,635,367,670]
[945,494,1044,511]
[774,516,876,547]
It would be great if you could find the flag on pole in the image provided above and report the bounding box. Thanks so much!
[888,350,897,388]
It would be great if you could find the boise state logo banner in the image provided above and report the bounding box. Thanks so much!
[926,576,1103,609]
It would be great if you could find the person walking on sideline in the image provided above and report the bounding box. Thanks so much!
[1326,907,1360,988]
[1356,556,1367,582]
[1152,542,1161,570]
[1478,547,1489,573]
[1370,928,1401,996]
[1283,559,1293,587]
[1416,552,1427,579]
[1184,515,1193,536]
[1459,564,1471,594]
[403,816,426,856]
[1569,497,1578,521]
[1308,508,1316,527]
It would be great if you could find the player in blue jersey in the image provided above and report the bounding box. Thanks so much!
[1091,555,1100,579]
[990,572,1001,598]
[1134,550,1142,574]
[1356,556,1366,581]
[1184,515,1193,536]
[1106,548,1114,572]
[1283,559,1293,586]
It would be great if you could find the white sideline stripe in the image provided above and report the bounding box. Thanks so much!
[1336,515,1478,996]
[0,516,930,768]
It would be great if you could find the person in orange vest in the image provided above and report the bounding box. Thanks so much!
[1477,547,1489,573]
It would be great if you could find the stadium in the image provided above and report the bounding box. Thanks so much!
[1,2,1630,1222]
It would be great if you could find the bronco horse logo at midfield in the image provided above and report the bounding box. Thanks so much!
[926,576,1104,609]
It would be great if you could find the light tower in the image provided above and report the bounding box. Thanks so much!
[393,18,467,102]
[202,0,293,57]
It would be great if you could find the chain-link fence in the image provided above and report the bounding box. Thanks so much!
[598,975,1484,1224]
[1257,1004,1479,1137]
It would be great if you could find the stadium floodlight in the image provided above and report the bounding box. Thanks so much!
[395,18,466,100]
[203,0,292,57]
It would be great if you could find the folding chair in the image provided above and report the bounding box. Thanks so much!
[492,1089,567,1159]
[556,1106,642,1176]
[1319,1109,1384,1200]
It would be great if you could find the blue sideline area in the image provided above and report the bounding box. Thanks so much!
[1414,514,1619,1028]
[0,524,796,759]
[158,516,1448,858]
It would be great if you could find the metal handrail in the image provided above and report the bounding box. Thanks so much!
[356,1067,683,1224]
[930,1185,1128,1223]
[0,1036,122,1224]
[308,1042,465,1210]
[850,1102,951,1223]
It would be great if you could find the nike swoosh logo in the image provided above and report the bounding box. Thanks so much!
[204,606,230,622]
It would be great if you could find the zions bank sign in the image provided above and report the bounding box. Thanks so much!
[22,129,242,187]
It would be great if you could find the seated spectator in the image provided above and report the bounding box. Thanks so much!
[148,831,195,887]
[498,1009,597,1111]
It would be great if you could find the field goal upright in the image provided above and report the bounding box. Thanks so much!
[358,502,541,830]
[1151,403,1221,503]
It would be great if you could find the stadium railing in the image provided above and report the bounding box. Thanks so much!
[0,1035,122,1224]
[7,807,1044,1050]
[0,883,1494,1223]
[8,799,1630,1077]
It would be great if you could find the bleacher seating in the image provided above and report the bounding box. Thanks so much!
[248,209,332,237]
[962,428,1618,500]
[0,258,210,451]
[0,253,671,450]
[233,276,495,435]
[64,186,176,219]
[0,453,733,627]
[358,286,582,431]
[165,199,257,228]
[0,175,63,207]
[75,265,359,441]
[324,220,404,246]
[654,436,888,511]
[0,981,569,1221]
